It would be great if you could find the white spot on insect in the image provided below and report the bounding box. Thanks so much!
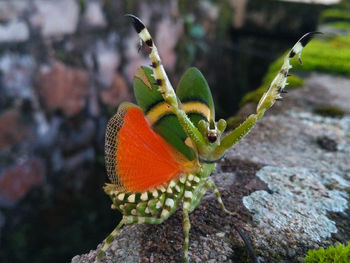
[138,217,146,224]
[111,204,116,209]
[141,192,148,201]
[128,194,136,203]
[183,201,190,210]
[140,29,152,43]
[154,53,161,63]
[293,42,303,54]
[156,201,162,209]
[145,207,150,214]
[165,198,175,208]
[179,176,186,184]
[117,193,125,201]
[175,185,181,193]
[161,209,170,218]
[193,176,200,183]
[158,185,166,192]
[184,191,193,199]
[152,190,159,198]
[200,188,207,195]
[169,180,176,188]
[188,174,194,181]
[131,209,137,215]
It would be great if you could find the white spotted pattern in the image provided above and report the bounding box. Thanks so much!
[128,194,136,203]
[140,192,148,201]
[165,198,175,208]
[117,193,125,201]
[184,191,193,199]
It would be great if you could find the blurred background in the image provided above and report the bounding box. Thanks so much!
[0,0,349,262]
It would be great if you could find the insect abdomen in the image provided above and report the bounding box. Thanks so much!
[106,177,187,218]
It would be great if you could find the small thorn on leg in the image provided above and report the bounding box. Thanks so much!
[298,56,303,65]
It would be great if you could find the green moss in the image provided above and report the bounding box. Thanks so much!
[304,243,350,263]
[324,21,350,30]
[319,4,350,30]
[240,35,350,107]
[268,36,350,77]
[320,8,350,23]
[313,105,345,118]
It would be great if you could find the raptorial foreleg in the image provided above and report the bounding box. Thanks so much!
[125,14,207,149]
[211,32,320,159]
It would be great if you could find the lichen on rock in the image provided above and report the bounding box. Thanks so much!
[243,166,349,242]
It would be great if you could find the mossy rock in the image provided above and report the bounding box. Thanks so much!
[304,243,350,263]
[313,105,345,118]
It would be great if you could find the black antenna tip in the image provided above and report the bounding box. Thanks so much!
[125,14,145,33]
[299,31,322,47]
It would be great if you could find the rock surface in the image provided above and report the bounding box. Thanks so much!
[35,62,89,116]
[71,73,350,263]
[30,0,79,37]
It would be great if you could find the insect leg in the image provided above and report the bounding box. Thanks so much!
[188,180,210,213]
[95,215,165,262]
[212,32,319,159]
[182,206,191,263]
[207,179,237,216]
[95,218,125,262]
[126,14,206,149]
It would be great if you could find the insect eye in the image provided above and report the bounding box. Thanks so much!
[208,133,217,143]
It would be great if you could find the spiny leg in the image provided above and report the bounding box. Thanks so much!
[125,14,206,149]
[95,218,125,262]
[206,179,237,216]
[211,32,320,159]
[95,215,165,263]
[182,206,191,263]
[188,180,210,213]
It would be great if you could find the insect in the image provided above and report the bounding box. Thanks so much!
[96,14,318,263]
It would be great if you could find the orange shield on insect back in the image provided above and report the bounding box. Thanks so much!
[105,103,197,193]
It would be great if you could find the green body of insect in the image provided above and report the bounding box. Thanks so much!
[96,14,317,263]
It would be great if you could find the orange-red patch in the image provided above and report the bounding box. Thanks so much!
[116,106,186,192]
